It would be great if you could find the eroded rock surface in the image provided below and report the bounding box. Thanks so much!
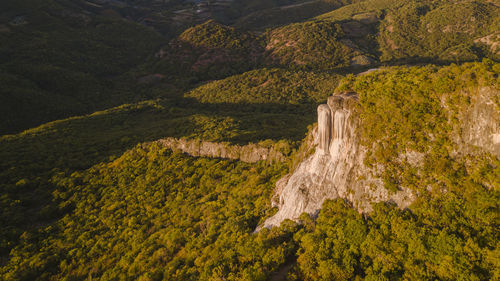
[156,137,286,163]
[262,92,413,228]
[456,87,500,157]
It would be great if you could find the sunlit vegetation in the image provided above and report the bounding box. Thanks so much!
[316,0,400,21]
[153,20,264,81]
[0,90,315,258]
[1,59,498,280]
[186,68,342,104]
[294,198,498,280]
[378,0,500,62]
[1,143,300,280]
[338,60,500,192]
[233,0,356,30]
[1,0,500,280]
[264,20,358,70]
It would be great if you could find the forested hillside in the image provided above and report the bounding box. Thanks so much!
[1,0,499,280]
[1,61,499,280]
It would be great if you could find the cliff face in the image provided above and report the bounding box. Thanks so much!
[262,92,414,228]
[156,137,286,163]
[263,87,500,229]
[455,87,500,157]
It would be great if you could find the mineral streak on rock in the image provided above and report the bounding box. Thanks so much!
[261,91,413,229]
[155,137,286,163]
[317,104,331,155]
[260,87,499,230]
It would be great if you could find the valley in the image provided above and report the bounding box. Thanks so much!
[0,0,499,280]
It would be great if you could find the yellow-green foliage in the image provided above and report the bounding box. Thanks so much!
[316,0,400,21]
[185,68,342,104]
[378,1,500,62]
[1,144,297,280]
[1,0,500,278]
[0,94,316,256]
[234,0,356,30]
[295,197,498,280]
[179,20,260,52]
[155,20,264,81]
[0,0,165,134]
[265,20,356,69]
[292,61,499,280]
[1,62,499,280]
[338,61,499,190]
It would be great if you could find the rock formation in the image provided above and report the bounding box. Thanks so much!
[156,137,286,163]
[262,92,414,229]
[455,87,500,157]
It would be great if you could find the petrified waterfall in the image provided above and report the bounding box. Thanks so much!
[317,105,331,155]
[261,92,413,229]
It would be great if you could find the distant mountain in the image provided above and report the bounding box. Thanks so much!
[0,0,166,134]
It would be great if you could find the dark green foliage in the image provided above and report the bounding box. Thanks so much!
[378,0,500,62]
[234,0,357,30]
[185,68,342,104]
[154,20,264,81]
[1,0,500,280]
[297,200,367,280]
[0,0,166,134]
[179,20,258,51]
[316,0,402,21]
[265,20,357,70]
[0,89,316,257]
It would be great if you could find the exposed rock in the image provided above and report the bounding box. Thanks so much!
[137,74,165,84]
[9,16,28,26]
[317,104,331,154]
[475,32,500,55]
[455,87,500,157]
[262,92,413,229]
[0,24,10,33]
[156,137,286,163]
[262,86,500,229]
[350,55,375,67]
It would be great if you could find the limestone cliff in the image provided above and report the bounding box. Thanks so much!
[156,137,286,163]
[454,87,500,157]
[263,87,500,229]
[262,92,414,228]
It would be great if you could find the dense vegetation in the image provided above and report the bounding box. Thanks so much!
[185,68,342,104]
[0,0,167,134]
[0,70,326,259]
[378,1,500,62]
[234,0,357,30]
[2,145,296,280]
[264,20,357,70]
[5,0,500,134]
[1,0,500,280]
[2,58,499,280]
[339,60,500,193]
[154,20,263,81]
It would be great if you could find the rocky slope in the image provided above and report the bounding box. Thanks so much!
[455,87,500,157]
[156,137,286,163]
[263,86,500,228]
[263,92,414,228]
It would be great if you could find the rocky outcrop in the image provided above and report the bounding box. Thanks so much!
[262,87,500,229]
[262,92,413,229]
[455,87,500,157]
[156,137,286,163]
